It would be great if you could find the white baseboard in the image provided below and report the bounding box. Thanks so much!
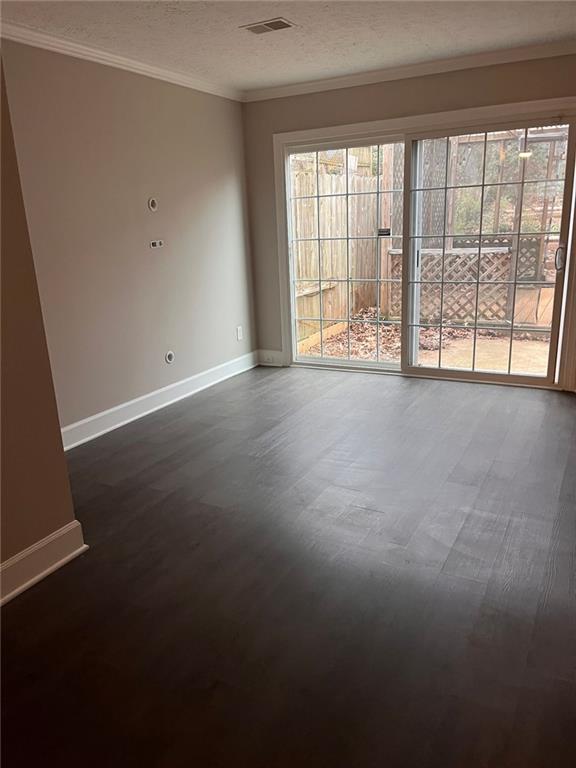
[258,349,286,367]
[61,351,260,450]
[1,520,88,605]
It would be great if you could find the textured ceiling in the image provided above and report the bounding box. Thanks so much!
[2,1,576,94]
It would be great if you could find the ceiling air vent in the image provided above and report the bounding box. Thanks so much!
[241,18,294,35]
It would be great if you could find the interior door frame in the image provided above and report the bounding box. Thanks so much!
[273,97,576,387]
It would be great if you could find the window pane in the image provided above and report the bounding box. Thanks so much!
[484,129,524,184]
[295,281,320,318]
[442,283,477,326]
[412,282,442,325]
[349,239,377,279]
[350,282,377,319]
[510,331,550,376]
[350,322,377,361]
[477,283,512,327]
[474,329,511,373]
[349,194,377,237]
[446,187,482,235]
[319,195,346,238]
[296,320,321,357]
[524,125,569,182]
[412,190,445,237]
[380,192,403,236]
[322,321,349,359]
[482,184,520,234]
[479,244,514,282]
[379,281,402,322]
[521,181,564,233]
[513,284,555,330]
[411,326,440,368]
[378,323,401,365]
[448,133,485,186]
[440,328,475,370]
[416,138,447,188]
[348,146,378,193]
[443,248,478,282]
[318,149,346,195]
[516,235,559,283]
[381,239,403,280]
[291,198,317,239]
[321,281,347,320]
[320,240,347,280]
[410,238,444,281]
[292,240,319,280]
[380,142,404,191]
[290,152,317,197]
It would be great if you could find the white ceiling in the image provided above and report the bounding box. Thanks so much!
[2,1,576,99]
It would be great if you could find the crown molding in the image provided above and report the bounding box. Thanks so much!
[0,22,242,101]
[243,39,576,102]
[2,22,575,105]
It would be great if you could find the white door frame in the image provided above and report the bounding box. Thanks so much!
[273,97,576,387]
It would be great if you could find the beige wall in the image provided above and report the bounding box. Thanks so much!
[4,44,576,407]
[243,54,576,352]
[2,40,255,427]
[1,64,76,561]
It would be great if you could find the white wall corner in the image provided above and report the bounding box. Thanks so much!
[258,349,286,367]
[1,520,88,605]
[61,351,260,450]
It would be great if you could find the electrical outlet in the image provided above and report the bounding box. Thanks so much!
[236,325,243,341]
[150,239,164,249]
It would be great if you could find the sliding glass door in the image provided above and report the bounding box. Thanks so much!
[286,120,575,385]
[406,123,574,383]
[288,142,404,366]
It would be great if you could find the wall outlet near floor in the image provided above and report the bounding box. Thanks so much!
[236,325,243,341]
[150,239,164,249]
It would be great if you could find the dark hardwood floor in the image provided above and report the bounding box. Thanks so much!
[3,367,576,767]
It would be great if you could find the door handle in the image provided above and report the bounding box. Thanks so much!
[555,245,566,271]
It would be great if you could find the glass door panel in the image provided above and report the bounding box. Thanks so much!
[407,124,573,381]
[288,142,404,367]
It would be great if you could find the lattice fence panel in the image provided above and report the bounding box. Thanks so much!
[477,283,511,324]
[517,236,542,281]
[386,248,517,323]
[453,236,542,281]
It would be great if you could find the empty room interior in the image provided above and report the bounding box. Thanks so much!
[2,1,576,765]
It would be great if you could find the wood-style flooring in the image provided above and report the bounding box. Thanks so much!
[3,367,576,767]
